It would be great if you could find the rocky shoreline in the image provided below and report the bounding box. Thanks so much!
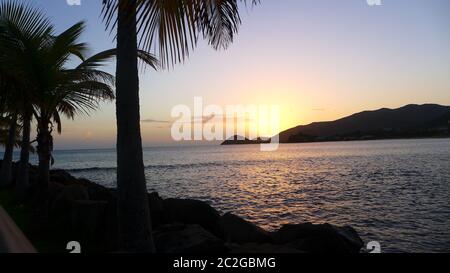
[1,161,364,253]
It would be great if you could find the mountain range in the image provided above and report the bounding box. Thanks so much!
[278,104,450,143]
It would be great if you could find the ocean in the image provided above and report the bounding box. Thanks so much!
[7,138,450,253]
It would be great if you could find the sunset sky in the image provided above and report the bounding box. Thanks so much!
[32,0,450,149]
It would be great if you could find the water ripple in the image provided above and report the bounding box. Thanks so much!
[62,138,450,253]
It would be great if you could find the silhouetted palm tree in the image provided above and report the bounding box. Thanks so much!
[0,0,54,195]
[102,0,257,252]
[0,1,115,191]
[0,36,19,188]
[31,22,117,189]
[0,113,17,187]
[33,25,157,190]
[0,111,21,188]
[1,1,156,198]
[0,115,20,149]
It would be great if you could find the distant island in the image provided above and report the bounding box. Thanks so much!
[222,104,450,145]
[221,136,271,145]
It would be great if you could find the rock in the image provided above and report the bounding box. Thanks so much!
[271,223,363,253]
[50,170,78,185]
[148,192,166,228]
[153,224,227,253]
[52,185,90,208]
[331,225,364,251]
[81,179,114,201]
[219,213,271,244]
[103,195,119,250]
[163,198,221,236]
[228,243,303,253]
[70,200,108,241]
[48,170,111,201]
[148,192,164,211]
[50,185,89,226]
[47,182,65,204]
[271,223,311,243]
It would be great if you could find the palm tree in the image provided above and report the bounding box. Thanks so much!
[0,111,21,187]
[0,0,54,196]
[0,116,12,146]
[33,24,157,190]
[0,1,115,191]
[0,57,19,188]
[1,1,156,198]
[102,0,257,252]
[31,22,118,189]
[0,114,21,148]
[0,113,17,187]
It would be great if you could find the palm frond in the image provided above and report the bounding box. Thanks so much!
[1,1,117,138]
[0,0,53,40]
[77,48,159,71]
[102,0,259,68]
[46,21,88,68]
[0,0,53,115]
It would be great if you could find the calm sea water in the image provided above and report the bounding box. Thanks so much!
[10,138,450,253]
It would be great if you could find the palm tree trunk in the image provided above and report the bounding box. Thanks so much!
[36,120,51,191]
[15,113,31,200]
[115,0,154,252]
[0,114,17,188]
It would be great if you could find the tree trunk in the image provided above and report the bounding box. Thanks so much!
[0,114,17,188]
[36,120,51,191]
[115,0,154,252]
[15,113,31,200]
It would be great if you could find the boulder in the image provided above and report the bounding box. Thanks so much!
[148,192,166,228]
[153,224,227,253]
[50,170,78,185]
[47,182,65,204]
[271,223,363,253]
[80,179,114,201]
[70,200,108,241]
[228,243,303,253]
[52,185,89,208]
[148,192,164,211]
[50,185,89,226]
[103,195,119,250]
[219,213,271,244]
[332,225,364,251]
[163,198,221,236]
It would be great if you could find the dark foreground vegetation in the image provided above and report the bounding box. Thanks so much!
[0,160,364,253]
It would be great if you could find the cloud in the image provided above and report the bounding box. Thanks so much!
[141,118,172,124]
[142,114,256,127]
[195,114,215,124]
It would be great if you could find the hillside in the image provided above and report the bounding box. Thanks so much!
[279,104,450,143]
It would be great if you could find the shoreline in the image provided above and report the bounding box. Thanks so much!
[2,136,448,156]
[0,161,364,253]
[222,135,450,146]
